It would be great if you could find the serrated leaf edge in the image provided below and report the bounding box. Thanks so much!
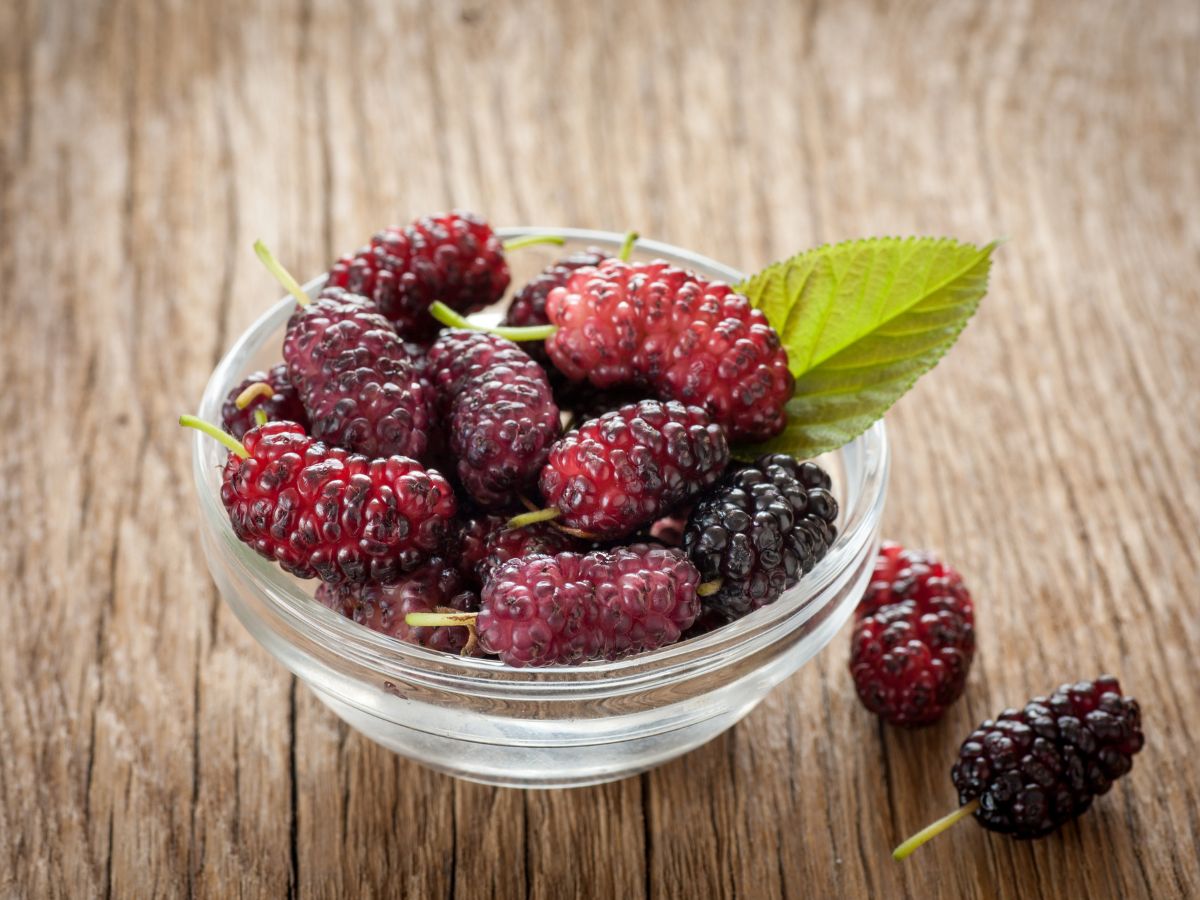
[732,236,997,460]
[738,237,996,378]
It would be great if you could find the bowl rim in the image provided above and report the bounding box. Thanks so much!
[192,226,889,688]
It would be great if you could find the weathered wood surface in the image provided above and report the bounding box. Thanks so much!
[2,0,1197,896]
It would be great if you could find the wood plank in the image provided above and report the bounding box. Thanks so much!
[1,0,1197,897]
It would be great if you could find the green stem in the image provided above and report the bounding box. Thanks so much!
[179,414,249,458]
[254,239,311,307]
[618,230,640,261]
[429,301,557,341]
[697,579,723,597]
[502,234,565,252]
[892,799,980,861]
[235,381,275,410]
[253,409,269,427]
[508,508,562,528]
[406,611,479,628]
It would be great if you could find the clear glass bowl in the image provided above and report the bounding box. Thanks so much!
[191,227,889,788]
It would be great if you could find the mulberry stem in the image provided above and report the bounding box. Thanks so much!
[235,381,275,409]
[429,301,557,341]
[508,508,561,528]
[508,506,600,540]
[502,234,565,252]
[406,611,479,627]
[179,414,249,459]
[892,799,980,861]
[697,579,723,597]
[407,609,479,657]
[254,239,311,307]
[618,230,640,261]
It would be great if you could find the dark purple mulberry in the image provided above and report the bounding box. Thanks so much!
[684,454,837,621]
[426,330,561,508]
[951,676,1144,839]
[893,677,1145,860]
[283,287,434,460]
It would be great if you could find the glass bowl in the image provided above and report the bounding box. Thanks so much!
[190,227,889,788]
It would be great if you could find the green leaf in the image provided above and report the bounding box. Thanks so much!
[735,237,997,459]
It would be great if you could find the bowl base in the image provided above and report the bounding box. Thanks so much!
[310,686,765,789]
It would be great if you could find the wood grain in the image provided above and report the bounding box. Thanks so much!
[2,0,1197,897]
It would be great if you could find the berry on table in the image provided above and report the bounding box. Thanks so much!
[410,544,701,667]
[544,259,794,441]
[529,399,730,541]
[849,543,975,727]
[220,363,308,438]
[426,329,561,508]
[893,676,1144,858]
[315,560,480,654]
[326,210,512,341]
[180,417,457,584]
[684,455,838,621]
[256,241,435,461]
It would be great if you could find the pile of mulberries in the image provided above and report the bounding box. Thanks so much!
[191,212,844,667]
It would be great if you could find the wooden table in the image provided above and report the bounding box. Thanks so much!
[3,0,1197,896]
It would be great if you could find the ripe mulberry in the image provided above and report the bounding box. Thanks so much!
[537,400,729,540]
[894,677,1145,859]
[850,543,975,726]
[283,287,434,460]
[545,259,793,441]
[327,210,509,341]
[427,330,560,508]
[684,455,837,620]
[953,677,1144,838]
[476,544,701,666]
[207,420,456,584]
